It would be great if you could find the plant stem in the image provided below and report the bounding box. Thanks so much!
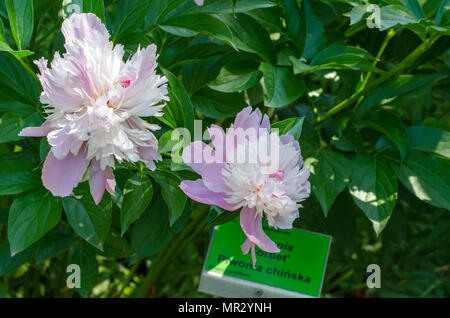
[115,260,142,297]
[135,204,210,298]
[361,29,396,91]
[13,55,40,83]
[313,39,430,125]
[349,29,396,117]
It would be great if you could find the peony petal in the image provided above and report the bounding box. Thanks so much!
[122,45,168,117]
[42,150,90,197]
[105,167,116,196]
[201,163,230,193]
[208,124,225,150]
[137,132,162,171]
[280,134,302,166]
[240,206,280,253]
[232,107,264,131]
[241,238,258,269]
[273,214,295,229]
[179,179,239,211]
[182,141,212,174]
[18,121,51,137]
[194,0,204,5]
[61,13,109,46]
[260,114,270,131]
[89,160,106,204]
[241,238,252,254]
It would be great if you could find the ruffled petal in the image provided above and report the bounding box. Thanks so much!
[42,150,90,197]
[240,206,280,253]
[241,239,257,268]
[121,45,168,117]
[89,160,106,204]
[273,214,295,229]
[179,179,238,211]
[201,163,229,193]
[232,106,264,131]
[105,167,116,196]
[18,121,51,137]
[280,134,302,166]
[182,141,213,175]
[61,13,109,47]
[138,144,162,171]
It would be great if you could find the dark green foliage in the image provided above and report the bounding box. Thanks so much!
[0,0,448,298]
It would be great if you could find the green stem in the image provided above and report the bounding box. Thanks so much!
[348,29,397,118]
[313,39,430,125]
[135,204,210,298]
[361,29,396,91]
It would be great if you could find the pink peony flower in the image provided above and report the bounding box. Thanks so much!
[194,0,204,5]
[180,107,311,266]
[19,13,168,204]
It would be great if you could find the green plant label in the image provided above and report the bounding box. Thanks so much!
[203,218,332,297]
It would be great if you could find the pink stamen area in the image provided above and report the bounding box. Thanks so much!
[269,170,285,180]
[120,79,131,88]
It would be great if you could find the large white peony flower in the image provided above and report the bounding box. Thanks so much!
[19,13,169,203]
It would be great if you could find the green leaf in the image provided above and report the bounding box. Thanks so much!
[191,87,247,119]
[36,233,75,263]
[380,5,418,31]
[0,41,34,58]
[356,74,444,119]
[101,230,131,259]
[68,240,98,297]
[121,170,153,235]
[0,52,40,104]
[62,0,105,22]
[0,17,5,42]
[407,126,450,159]
[63,195,111,250]
[283,0,304,55]
[159,13,233,41]
[163,0,275,18]
[435,0,450,26]
[305,149,351,216]
[208,61,262,93]
[5,0,34,50]
[113,0,151,41]
[349,155,398,235]
[362,110,408,160]
[8,191,62,255]
[160,68,195,135]
[217,13,276,63]
[39,138,50,162]
[149,170,187,226]
[271,117,305,140]
[0,159,40,195]
[260,62,304,108]
[291,45,376,74]
[181,55,225,94]
[0,241,37,275]
[209,209,240,227]
[130,195,173,262]
[384,0,424,19]
[349,5,368,25]
[168,43,231,69]
[301,0,325,59]
[0,110,43,144]
[395,151,450,210]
